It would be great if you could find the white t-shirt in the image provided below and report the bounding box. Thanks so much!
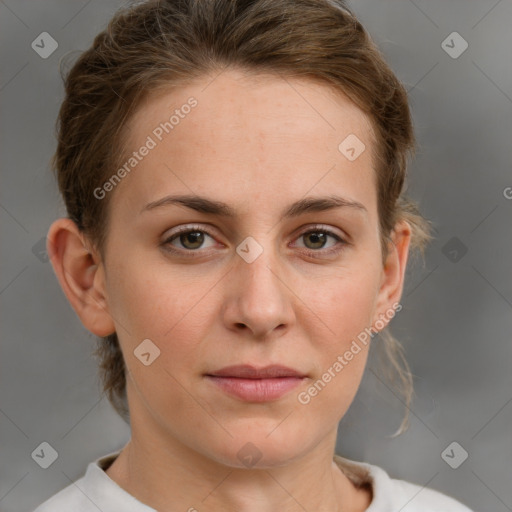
[32,451,474,511]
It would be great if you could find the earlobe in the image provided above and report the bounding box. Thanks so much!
[46,218,116,337]
[372,220,412,328]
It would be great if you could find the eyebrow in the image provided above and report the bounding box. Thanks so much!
[140,193,367,219]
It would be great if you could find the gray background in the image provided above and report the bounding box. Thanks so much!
[1,1,511,511]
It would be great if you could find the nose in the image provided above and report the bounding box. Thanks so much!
[221,244,296,340]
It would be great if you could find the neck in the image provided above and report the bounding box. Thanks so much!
[105,429,371,512]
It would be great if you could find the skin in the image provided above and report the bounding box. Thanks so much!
[47,68,411,512]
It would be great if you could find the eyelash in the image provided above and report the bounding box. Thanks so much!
[161,224,348,259]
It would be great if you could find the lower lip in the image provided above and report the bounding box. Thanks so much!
[206,376,305,402]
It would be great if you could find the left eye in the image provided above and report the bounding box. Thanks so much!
[294,229,343,251]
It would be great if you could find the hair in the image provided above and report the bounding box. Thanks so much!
[52,0,432,433]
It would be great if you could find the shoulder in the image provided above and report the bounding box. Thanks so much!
[31,451,155,512]
[382,473,474,512]
[334,454,474,512]
[31,474,91,512]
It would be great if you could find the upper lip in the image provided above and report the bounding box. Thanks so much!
[206,364,307,379]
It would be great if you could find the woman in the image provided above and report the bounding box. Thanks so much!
[35,0,473,510]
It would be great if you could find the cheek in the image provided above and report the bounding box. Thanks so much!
[105,254,219,381]
[110,261,212,423]
[106,251,208,338]
[306,262,380,350]
[296,263,380,418]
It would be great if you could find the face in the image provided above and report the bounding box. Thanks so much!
[92,69,402,467]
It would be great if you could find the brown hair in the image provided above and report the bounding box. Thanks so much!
[53,0,432,432]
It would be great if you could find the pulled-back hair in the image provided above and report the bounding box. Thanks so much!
[53,0,432,431]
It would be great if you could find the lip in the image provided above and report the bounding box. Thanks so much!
[207,364,307,379]
[205,365,307,402]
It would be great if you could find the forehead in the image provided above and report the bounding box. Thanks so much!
[125,69,374,148]
[112,69,378,220]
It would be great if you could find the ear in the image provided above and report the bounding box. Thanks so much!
[372,220,412,329]
[46,218,116,337]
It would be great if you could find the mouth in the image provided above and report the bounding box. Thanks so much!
[204,364,307,402]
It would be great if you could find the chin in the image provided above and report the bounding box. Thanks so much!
[200,424,313,470]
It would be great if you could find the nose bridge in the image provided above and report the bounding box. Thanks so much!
[226,235,293,337]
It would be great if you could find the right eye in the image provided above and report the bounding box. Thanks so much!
[161,224,219,255]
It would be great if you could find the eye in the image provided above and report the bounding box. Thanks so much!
[292,226,347,256]
[161,224,347,258]
[162,225,217,253]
